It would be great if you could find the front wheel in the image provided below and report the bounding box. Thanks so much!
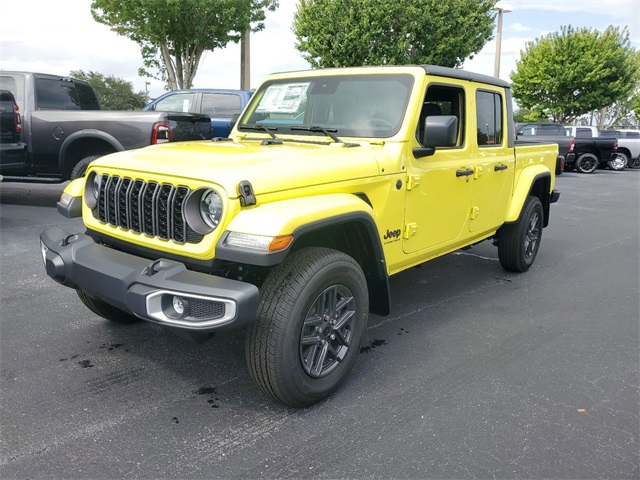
[574,153,599,174]
[497,196,544,272]
[246,247,369,408]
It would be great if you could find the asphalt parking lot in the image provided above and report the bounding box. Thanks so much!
[1,169,638,479]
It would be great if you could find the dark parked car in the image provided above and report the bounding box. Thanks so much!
[0,72,212,182]
[143,89,252,138]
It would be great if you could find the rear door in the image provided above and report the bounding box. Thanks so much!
[468,88,514,233]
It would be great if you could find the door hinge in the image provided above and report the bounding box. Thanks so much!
[404,222,418,239]
[469,206,480,220]
[406,174,421,191]
[473,165,483,179]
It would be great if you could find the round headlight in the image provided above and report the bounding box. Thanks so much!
[200,189,223,229]
[84,171,101,209]
[184,188,225,234]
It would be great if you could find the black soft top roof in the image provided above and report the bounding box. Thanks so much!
[420,65,510,89]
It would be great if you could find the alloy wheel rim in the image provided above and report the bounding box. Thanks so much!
[524,212,540,260]
[300,284,355,378]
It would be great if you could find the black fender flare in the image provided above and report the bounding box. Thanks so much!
[58,129,125,173]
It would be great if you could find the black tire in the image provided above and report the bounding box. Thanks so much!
[497,196,543,273]
[574,153,599,174]
[76,289,140,324]
[246,247,369,408]
[607,153,628,171]
[70,154,102,180]
[626,155,640,169]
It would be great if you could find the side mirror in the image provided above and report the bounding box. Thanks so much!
[423,115,458,148]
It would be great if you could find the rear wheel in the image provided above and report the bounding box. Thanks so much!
[70,154,102,180]
[246,247,369,408]
[497,196,543,272]
[76,289,140,324]
[608,153,628,171]
[574,153,599,174]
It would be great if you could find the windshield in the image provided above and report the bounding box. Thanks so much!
[238,73,414,139]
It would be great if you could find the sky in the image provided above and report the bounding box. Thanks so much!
[0,0,638,102]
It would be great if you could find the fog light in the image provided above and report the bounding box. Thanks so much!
[161,294,189,319]
[173,296,185,316]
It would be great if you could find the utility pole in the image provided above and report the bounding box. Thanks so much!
[241,29,251,90]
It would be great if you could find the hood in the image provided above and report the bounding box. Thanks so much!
[92,139,391,198]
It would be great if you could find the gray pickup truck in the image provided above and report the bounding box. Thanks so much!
[0,72,212,182]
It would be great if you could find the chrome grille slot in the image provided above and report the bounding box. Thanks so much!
[94,175,201,244]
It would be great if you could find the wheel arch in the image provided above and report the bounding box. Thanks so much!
[288,214,390,316]
[58,130,124,179]
[217,194,391,316]
[505,168,551,227]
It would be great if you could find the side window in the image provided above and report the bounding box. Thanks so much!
[35,78,81,110]
[75,82,100,110]
[417,84,465,147]
[154,93,196,113]
[201,93,242,118]
[476,90,503,146]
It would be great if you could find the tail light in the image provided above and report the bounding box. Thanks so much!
[568,139,575,152]
[152,121,170,144]
[14,104,22,134]
[613,140,618,151]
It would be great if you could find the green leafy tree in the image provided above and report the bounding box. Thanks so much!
[510,25,639,123]
[293,0,496,68]
[91,0,278,90]
[630,91,640,126]
[70,70,147,110]
[513,107,548,123]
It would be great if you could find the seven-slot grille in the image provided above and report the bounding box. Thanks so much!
[95,174,203,244]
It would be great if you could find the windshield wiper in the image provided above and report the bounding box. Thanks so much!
[241,124,283,145]
[291,125,358,147]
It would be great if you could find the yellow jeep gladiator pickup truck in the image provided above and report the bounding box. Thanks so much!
[40,65,561,407]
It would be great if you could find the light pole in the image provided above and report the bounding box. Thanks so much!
[145,81,151,102]
[493,2,513,79]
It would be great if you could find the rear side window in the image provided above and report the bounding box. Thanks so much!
[35,78,99,110]
[201,93,242,118]
[575,128,593,137]
[476,90,503,146]
[153,93,196,113]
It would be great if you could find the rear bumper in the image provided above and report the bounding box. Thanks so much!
[40,226,259,332]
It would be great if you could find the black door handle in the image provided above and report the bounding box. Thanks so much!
[494,164,508,171]
[456,168,474,177]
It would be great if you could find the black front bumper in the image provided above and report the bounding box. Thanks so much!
[40,227,260,332]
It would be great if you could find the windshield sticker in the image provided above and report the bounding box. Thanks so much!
[257,83,309,113]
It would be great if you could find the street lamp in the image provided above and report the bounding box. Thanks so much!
[493,2,513,79]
